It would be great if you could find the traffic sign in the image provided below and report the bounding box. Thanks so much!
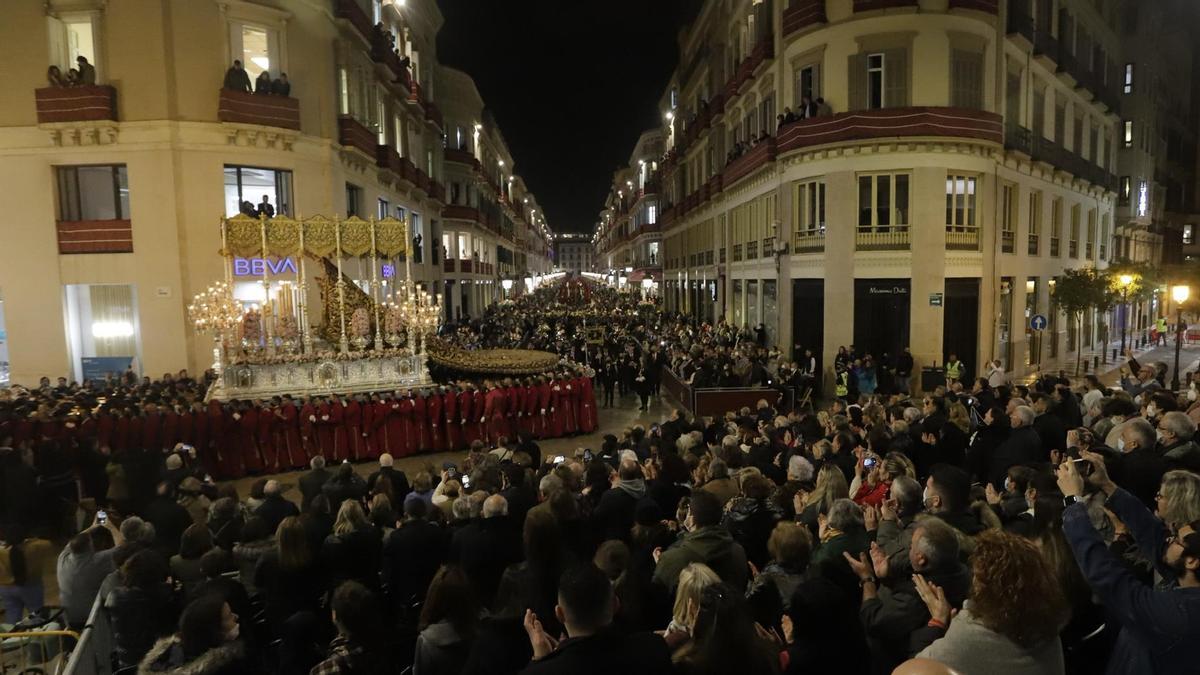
[1030,314,1048,331]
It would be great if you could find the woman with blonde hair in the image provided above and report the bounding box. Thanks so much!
[948,401,972,434]
[850,451,911,507]
[659,562,721,652]
[255,516,324,634]
[795,464,848,534]
[321,499,381,589]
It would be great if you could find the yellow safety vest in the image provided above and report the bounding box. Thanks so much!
[835,372,848,397]
[946,361,963,380]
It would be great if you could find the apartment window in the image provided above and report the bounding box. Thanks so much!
[1123,63,1134,94]
[377,198,389,220]
[223,165,292,218]
[857,173,910,231]
[1028,190,1042,255]
[1000,183,1016,253]
[761,93,776,134]
[794,179,826,237]
[1086,208,1097,258]
[375,92,387,145]
[345,183,363,217]
[48,14,100,78]
[950,50,984,109]
[945,174,978,231]
[1123,120,1133,148]
[228,22,281,83]
[1050,198,1062,256]
[867,53,885,109]
[1073,113,1084,155]
[1185,224,1194,245]
[338,68,350,115]
[1099,214,1110,260]
[1119,176,1131,206]
[1069,204,1081,258]
[1032,87,1046,138]
[57,165,128,221]
[795,63,820,107]
[1054,102,1066,146]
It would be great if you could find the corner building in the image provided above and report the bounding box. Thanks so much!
[644,0,1122,387]
[0,0,551,385]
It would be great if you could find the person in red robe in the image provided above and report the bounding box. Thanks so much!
[300,397,319,461]
[536,376,552,439]
[160,405,180,451]
[549,377,566,438]
[577,372,598,433]
[97,409,115,451]
[386,393,407,458]
[177,405,195,449]
[397,392,416,457]
[345,395,364,462]
[371,394,392,458]
[505,380,522,440]
[413,391,431,454]
[127,410,144,453]
[443,386,461,451]
[316,398,337,460]
[219,402,248,478]
[241,402,264,473]
[521,379,538,437]
[191,402,211,470]
[142,404,163,454]
[329,395,350,462]
[484,381,508,446]
[257,400,278,471]
[278,396,303,469]
[459,385,477,447]
[427,388,444,453]
[361,394,380,460]
[472,387,487,446]
[205,400,225,477]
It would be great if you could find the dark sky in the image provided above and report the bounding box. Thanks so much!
[436,0,698,234]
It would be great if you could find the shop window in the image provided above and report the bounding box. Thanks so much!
[64,284,140,383]
[57,165,128,221]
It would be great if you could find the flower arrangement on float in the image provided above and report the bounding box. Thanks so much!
[226,346,414,366]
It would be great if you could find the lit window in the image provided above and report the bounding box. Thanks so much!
[224,165,293,218]
[1123,63,1134,94]
[57,165,129,221]
[867,53,886,110]
[1119,176,1131,205]
[1123,120,1133,148]
[1185,224,1194,245]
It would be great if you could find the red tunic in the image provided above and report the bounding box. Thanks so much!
[142,412,162,453]
[386,400,406,457]
[536,383,553,439]
[485,388,508,445]
[206,401,225,476]
[329,401,349,462]
[576,377,597,433]
[345,400,364,462]
[427,393,444,453]
[193,408,211,467]
[300,402,318,460]
[97,413,115,450]
[397,397,416,457]
[549,383,567,438]
[316,403,337,459]
[278,403,303,469]
[563,381,579,435]
[361,401,380,459]
[443,391,460,451]
[178,411,195,448]
[506,386,522,439]
[472,391,487,445]
[127,416,144,452]
[413,395,430,453]
[458,390,477,446]
[520,385,538,437]
[241,407,264,473]
[161,411,180,451]
[371,400,392,457]
[257,405,277,470]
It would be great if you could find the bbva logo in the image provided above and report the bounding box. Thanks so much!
[233,257,299,276]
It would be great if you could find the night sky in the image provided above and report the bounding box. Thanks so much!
[436,0,699,234]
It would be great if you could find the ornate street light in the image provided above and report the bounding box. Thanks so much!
[1172,284,1190,391]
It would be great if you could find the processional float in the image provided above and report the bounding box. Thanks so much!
[191,213,440,400]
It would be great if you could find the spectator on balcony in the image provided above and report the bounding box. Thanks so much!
[254,70,272,95]
[257,195,275,219]
[76,55,96,85]
[816,97,833,117]
[223,60,252,93]
[798,96,817,119]
[271,73,291,97]
[65,68,81,86]
[46,65,66,87]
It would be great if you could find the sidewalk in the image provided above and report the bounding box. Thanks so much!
[1035,338,1200,389]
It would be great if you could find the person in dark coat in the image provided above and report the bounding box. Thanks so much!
[321,461,366,508]
[298,456,331,511]
[1111,418,1170,508]
[320,500,382,591]
[105,549,180,668]
[366,453,411,501]
[449,494,520,607]
[253,480,298,535]
[221,60,251,92]
[1031,393,1067,461]
[253,70,272,95]
[987,406,1042,491]
[721,474,784,569]
[592,459,645,541]
[145,481,194,557]
[382,498,447,608]
[1059,452,1200,675]
[964,405,1009,487]
[519,563,673,675]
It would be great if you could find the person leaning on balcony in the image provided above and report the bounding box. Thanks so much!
[254,69,272,95]
[271,73,291,97]
[46,65,65,87]
[76,55,96,85]
[223,60,252,93]
[815,97,833,117]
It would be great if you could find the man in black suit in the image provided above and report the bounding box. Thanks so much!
[255,479,298,534]
[298,455,330,511]
[367,453,411,501]
[222,59,251,92]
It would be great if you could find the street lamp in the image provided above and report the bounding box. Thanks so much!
[1118,273,1134,354]
[1172,284,1190,391]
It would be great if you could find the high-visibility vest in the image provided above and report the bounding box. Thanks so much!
[835,372,849,397]
[946,361,963,380]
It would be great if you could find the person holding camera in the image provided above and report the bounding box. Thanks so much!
[1058,451,1200,674]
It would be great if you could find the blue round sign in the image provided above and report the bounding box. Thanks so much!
[1030,314,1048,331]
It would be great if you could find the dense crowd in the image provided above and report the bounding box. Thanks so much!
[2,279,1199,675]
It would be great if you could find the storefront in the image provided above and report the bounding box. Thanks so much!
[854,279,911,361]
[63,284,141,382]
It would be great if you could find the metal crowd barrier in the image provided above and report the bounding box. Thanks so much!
[61,594,112,675]
[0,615,79,675]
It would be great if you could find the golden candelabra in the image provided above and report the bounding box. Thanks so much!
[392,280,442,355]
[186,281,244,375]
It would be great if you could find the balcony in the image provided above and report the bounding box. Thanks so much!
[412,167,431,194]
[782,0,826,38]
[57,218,132,254]
[946,227,980,250]
[1029,136,1114,192]
[949,0,998,11]
[1005,123,1032,156]
[218,89,300,130]
[723,37,774,101]
[1028,233,1040,255]
[443,258,457,273]
[444,204,480,222]
[856,228,910,251]
[794,231,825,253]
[444,146,480,169]
[370,30,409,82]
[376,145,415,183]
[333,0,373,45]
[429,181,445,203]
[854,0,919,10]
[424,102,443,129]
[338,115,376,157]
[723,136,776,188]
[777,107,1003,155]
[1001,230,1015,253]
[35,85,117,124]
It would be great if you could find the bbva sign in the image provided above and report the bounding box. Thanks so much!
[233,257,299,276]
